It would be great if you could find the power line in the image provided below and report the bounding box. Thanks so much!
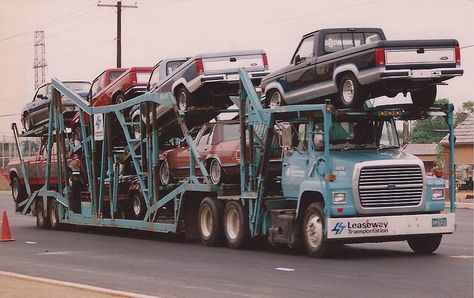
[461,45,474,49]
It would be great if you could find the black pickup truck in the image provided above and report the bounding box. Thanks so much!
[260,28,463,108]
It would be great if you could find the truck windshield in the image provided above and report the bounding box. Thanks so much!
[314,119,399,150]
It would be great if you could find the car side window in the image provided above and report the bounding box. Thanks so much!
[197,126,213,146]
[166,61,185,76]
[148,64,160,91]
[90,73,106,99]
[292,36,314,64]
[34,85,47,101]
[324,33,343,53]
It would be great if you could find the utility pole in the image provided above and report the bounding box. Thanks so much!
[33,31,47,89]
[97,0,138,68]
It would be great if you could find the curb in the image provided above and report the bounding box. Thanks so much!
[446,202,474,210]
[0,271,160,298]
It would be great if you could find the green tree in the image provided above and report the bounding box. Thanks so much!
[462,100,474,113]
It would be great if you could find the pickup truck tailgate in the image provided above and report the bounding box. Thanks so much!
[385,48,456,65]
[202,53,266,74]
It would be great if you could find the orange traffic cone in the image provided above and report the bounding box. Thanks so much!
[0,210,14,242]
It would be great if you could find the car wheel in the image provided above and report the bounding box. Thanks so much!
[302,202,331,257]
[159,160,171,186]
[209,159,223,185]
[266,90,284,109]
[198,197,224,246]
[337,73,365,108]
[407,234,442,254]
[36,199,50,229]
[23,114,32,131]
[114,93,126,105]
[224,201,249,249]
[411,85,437,108]
[11,176,27,204]
[48,199,60,230]
[130,191,146,220]
[176,86,193,111]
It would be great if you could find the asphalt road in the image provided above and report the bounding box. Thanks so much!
[0,194,472,298]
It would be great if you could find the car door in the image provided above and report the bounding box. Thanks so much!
[284,35,317,104]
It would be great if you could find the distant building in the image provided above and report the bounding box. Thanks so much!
[403,143,438,172]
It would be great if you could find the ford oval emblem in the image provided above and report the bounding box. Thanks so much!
[250,63,257,66]
[440,56,449,60]
[387,184,396,190]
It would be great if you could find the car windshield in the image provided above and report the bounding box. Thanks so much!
[64,82,90,93]
[109,70,126,84]
[313,119,399,151]
[166,60,187,75]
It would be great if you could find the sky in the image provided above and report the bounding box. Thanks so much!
[0,0,473,135]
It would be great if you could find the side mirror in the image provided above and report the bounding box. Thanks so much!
[402,121,412,147]
[281,122,293,148]
[294,55,302,65]
[36,94,44,99]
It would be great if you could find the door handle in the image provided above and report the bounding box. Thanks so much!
[282,162,288,167]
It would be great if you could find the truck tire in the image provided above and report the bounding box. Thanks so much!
[223,201,249,249]
[198,197,224,246]
[266,89,284,109]
[48,199,60,230]
[11,176,27,204]
[337,73,365,108]
[302,202,331,257]
[36,199,50,229]
[176,86,193,111]
[407,234,442,254]
[130,192,147,220]
[410,85,437,107]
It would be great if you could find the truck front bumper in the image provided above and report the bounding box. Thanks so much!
[327,212,455,240]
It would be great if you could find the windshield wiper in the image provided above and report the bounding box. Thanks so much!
[340,144,374,152]
[377,144,399,150]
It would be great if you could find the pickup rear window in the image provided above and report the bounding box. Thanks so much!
[324,32,382,54]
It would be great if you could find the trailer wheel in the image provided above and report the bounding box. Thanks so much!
[36,199,50,229]
[302,202,330,257]
[198,197,224,246]
[48,199,60,230]
[130,192,147,220]
[407,234,442,254]
[337,73,365,108]
[11,176,27,204]
[209,159,223,185]
[410,85,437,107]
[224,201,249,249]
[176,86,193,111]
[266,90,284,109]
[159,160,171,186]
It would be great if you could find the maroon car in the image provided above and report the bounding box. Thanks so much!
[159,120,281,185]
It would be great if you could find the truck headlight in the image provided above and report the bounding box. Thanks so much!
[332,192,347,204]
[432,188,444,200]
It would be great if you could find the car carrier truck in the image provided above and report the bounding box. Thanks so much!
[11,68,456,257]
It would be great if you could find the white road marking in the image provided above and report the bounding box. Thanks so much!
[38,251,73,256]
[275,267,295,272]
[449,255,474,259]
[25,241,37,244]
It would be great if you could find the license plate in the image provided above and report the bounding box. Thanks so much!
[432,217,447,227]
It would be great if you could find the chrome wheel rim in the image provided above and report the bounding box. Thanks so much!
[305,213,323,249]
[24,117,30,131]
[12,181,18,199]
[226,206,240,240]
[50,202,58,225]
[160,162,170,185]
[133,196,141,216]
[269,92,281,109]
[342,80,355,104]
[178,92,187,110]
[210,160,221,184]
[200,205,213,238]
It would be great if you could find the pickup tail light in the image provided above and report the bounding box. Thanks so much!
[454,46,461,65]
[235,150,240,162]
[195,58,204,74]
[262,53,269,70]
[375,48,385,66]
[70,159,82,172]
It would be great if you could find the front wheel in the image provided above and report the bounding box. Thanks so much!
[129,192,147,220]
[223,201,249,249]
[36,199,50,229]
[407,234,442,254]
[11,176,27,204]
[410,85,437,107]
[176,86,193,111]
[266,90,284,109]
[302,202,331,257]
[23,114,32,131]
[337,73,366,108]
[114,93,126,105]
[198,197,224,246]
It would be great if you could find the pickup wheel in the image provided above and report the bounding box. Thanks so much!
[410,85,437,107]
[302,202,331,257]
[114,93,126,105]
[407,234,442,254]
[48,199,61,230]
[176,86,193,111]
[11,176,27,204]
[36,199,50,229]
[266,90,284,109]
[223,201,249,249]
[198,197,224,246]
[337,73,365,108]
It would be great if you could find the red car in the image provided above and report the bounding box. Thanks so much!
[159,120,281,185]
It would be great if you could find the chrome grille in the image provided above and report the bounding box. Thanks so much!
[358,165,423,208]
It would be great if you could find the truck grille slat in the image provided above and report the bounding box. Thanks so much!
[358,165,423,209]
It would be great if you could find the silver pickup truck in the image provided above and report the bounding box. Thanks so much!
[149,50,270,111]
